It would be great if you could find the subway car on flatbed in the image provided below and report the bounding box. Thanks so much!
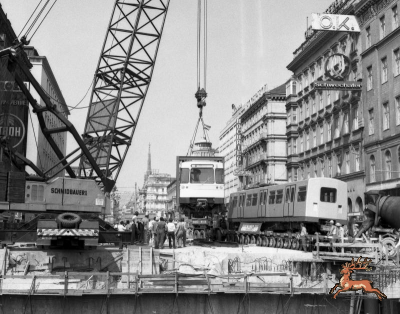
[226,178,347,248]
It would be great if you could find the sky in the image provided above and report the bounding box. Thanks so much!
[1,0,334,194]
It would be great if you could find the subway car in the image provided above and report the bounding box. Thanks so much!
[227,178,347,247]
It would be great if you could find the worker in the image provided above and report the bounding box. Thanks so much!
[116,220,126,232]
[167,218,176,249]
[148,217,155,245]
[300,223,308,252]
[352,223,359,237]
[151,217,159,248]
[142,214,149,244]
[327,220,338,252]
[175,218,186,248]
[156,217,167,249]
[337,223,344,239]
[125,220,132,231]
[328,220,337,236]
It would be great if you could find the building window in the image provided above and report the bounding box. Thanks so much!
[383,102,390,130]
[327,90,331,104]
[299,105,303,121]
[306,101,309,117]
[293,108,297,123]
[319,91,323,110]
[328,158,332,178]
[334,117,340,138]
[306,132,310,151]
[321,159,325,177]
[294,168,298,181]
[394,48,400,76]
[305,71,309,87]
[327,121,332,140]
[293,138,297,154]
[313,129,316,147]
[380,15,386,39]
[393,6,398,29]
[313,162,317,177]
[369,109,374,135]
[300,135,303,152]
[344,112,349,134]
[320,124,324,144]
[311,66,315,83]
[396,96,400,125]
[381,57,388,83]
[352,106,359,131]
[367,66,373,91]
[366,26,371,48]
[355,149,360,171]
[345,151,350,174]
[370,155,376,182]
[385,150,392,180]
[288,141,291,156]
[312,97,316,114]
[298,75,303,91]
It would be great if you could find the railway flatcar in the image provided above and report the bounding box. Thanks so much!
[227,178,347,247]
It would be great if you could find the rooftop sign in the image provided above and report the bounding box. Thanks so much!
[311,13,360,32]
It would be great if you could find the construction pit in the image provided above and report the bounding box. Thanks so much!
[0,244,399,313]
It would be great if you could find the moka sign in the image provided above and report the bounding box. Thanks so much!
[311,13,360,33]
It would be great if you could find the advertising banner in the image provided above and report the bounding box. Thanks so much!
[0,69,29,168]
[311,13,360,32]
[314,81,362,91]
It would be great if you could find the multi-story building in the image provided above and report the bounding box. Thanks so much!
[24,46,69,177]
[218,105,245,203]
[286,0,364,215]
[355,0,400,195]
[166,178,177,214]
[140,144,171,216]
[0,5,32,173]
[238,84,287,189]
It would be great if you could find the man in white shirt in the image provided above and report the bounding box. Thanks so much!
[167,218,176,249]
[117,221,126,232]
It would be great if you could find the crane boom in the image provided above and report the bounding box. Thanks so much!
[78,0,170,186]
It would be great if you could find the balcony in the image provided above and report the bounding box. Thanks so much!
[242,133,269,152]
[246,153,268,167]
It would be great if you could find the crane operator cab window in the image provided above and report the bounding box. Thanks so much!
[320,187,337,203]
[190,166,215,184]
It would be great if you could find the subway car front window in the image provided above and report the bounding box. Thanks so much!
[320,187,337,203]
[190,168,214,183]
[215,169,224,184]
[180,168,189,183]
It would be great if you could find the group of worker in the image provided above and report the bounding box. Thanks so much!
[114,212,187,249]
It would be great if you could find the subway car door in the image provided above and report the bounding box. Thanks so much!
[258,189,267,217]
[238,193,245,218]
[284,185,295,217]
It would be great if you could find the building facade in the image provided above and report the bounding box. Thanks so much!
[237,84,287,189]
[286,0,365,216]
[140,144,171,216]
[355,0,400,195]
[0,5,31,173]
[166,178,177,214]
[24,46,69,177]
[218,105,245,203]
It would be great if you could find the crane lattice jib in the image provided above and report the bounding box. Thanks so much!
[79,0,170,185]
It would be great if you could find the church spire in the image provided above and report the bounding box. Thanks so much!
[147,143,151,173]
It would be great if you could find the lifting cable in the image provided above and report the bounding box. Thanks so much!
[18,0,59,42]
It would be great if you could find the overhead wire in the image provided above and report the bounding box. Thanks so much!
[23,0,51,37]
[28,109,43,171]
